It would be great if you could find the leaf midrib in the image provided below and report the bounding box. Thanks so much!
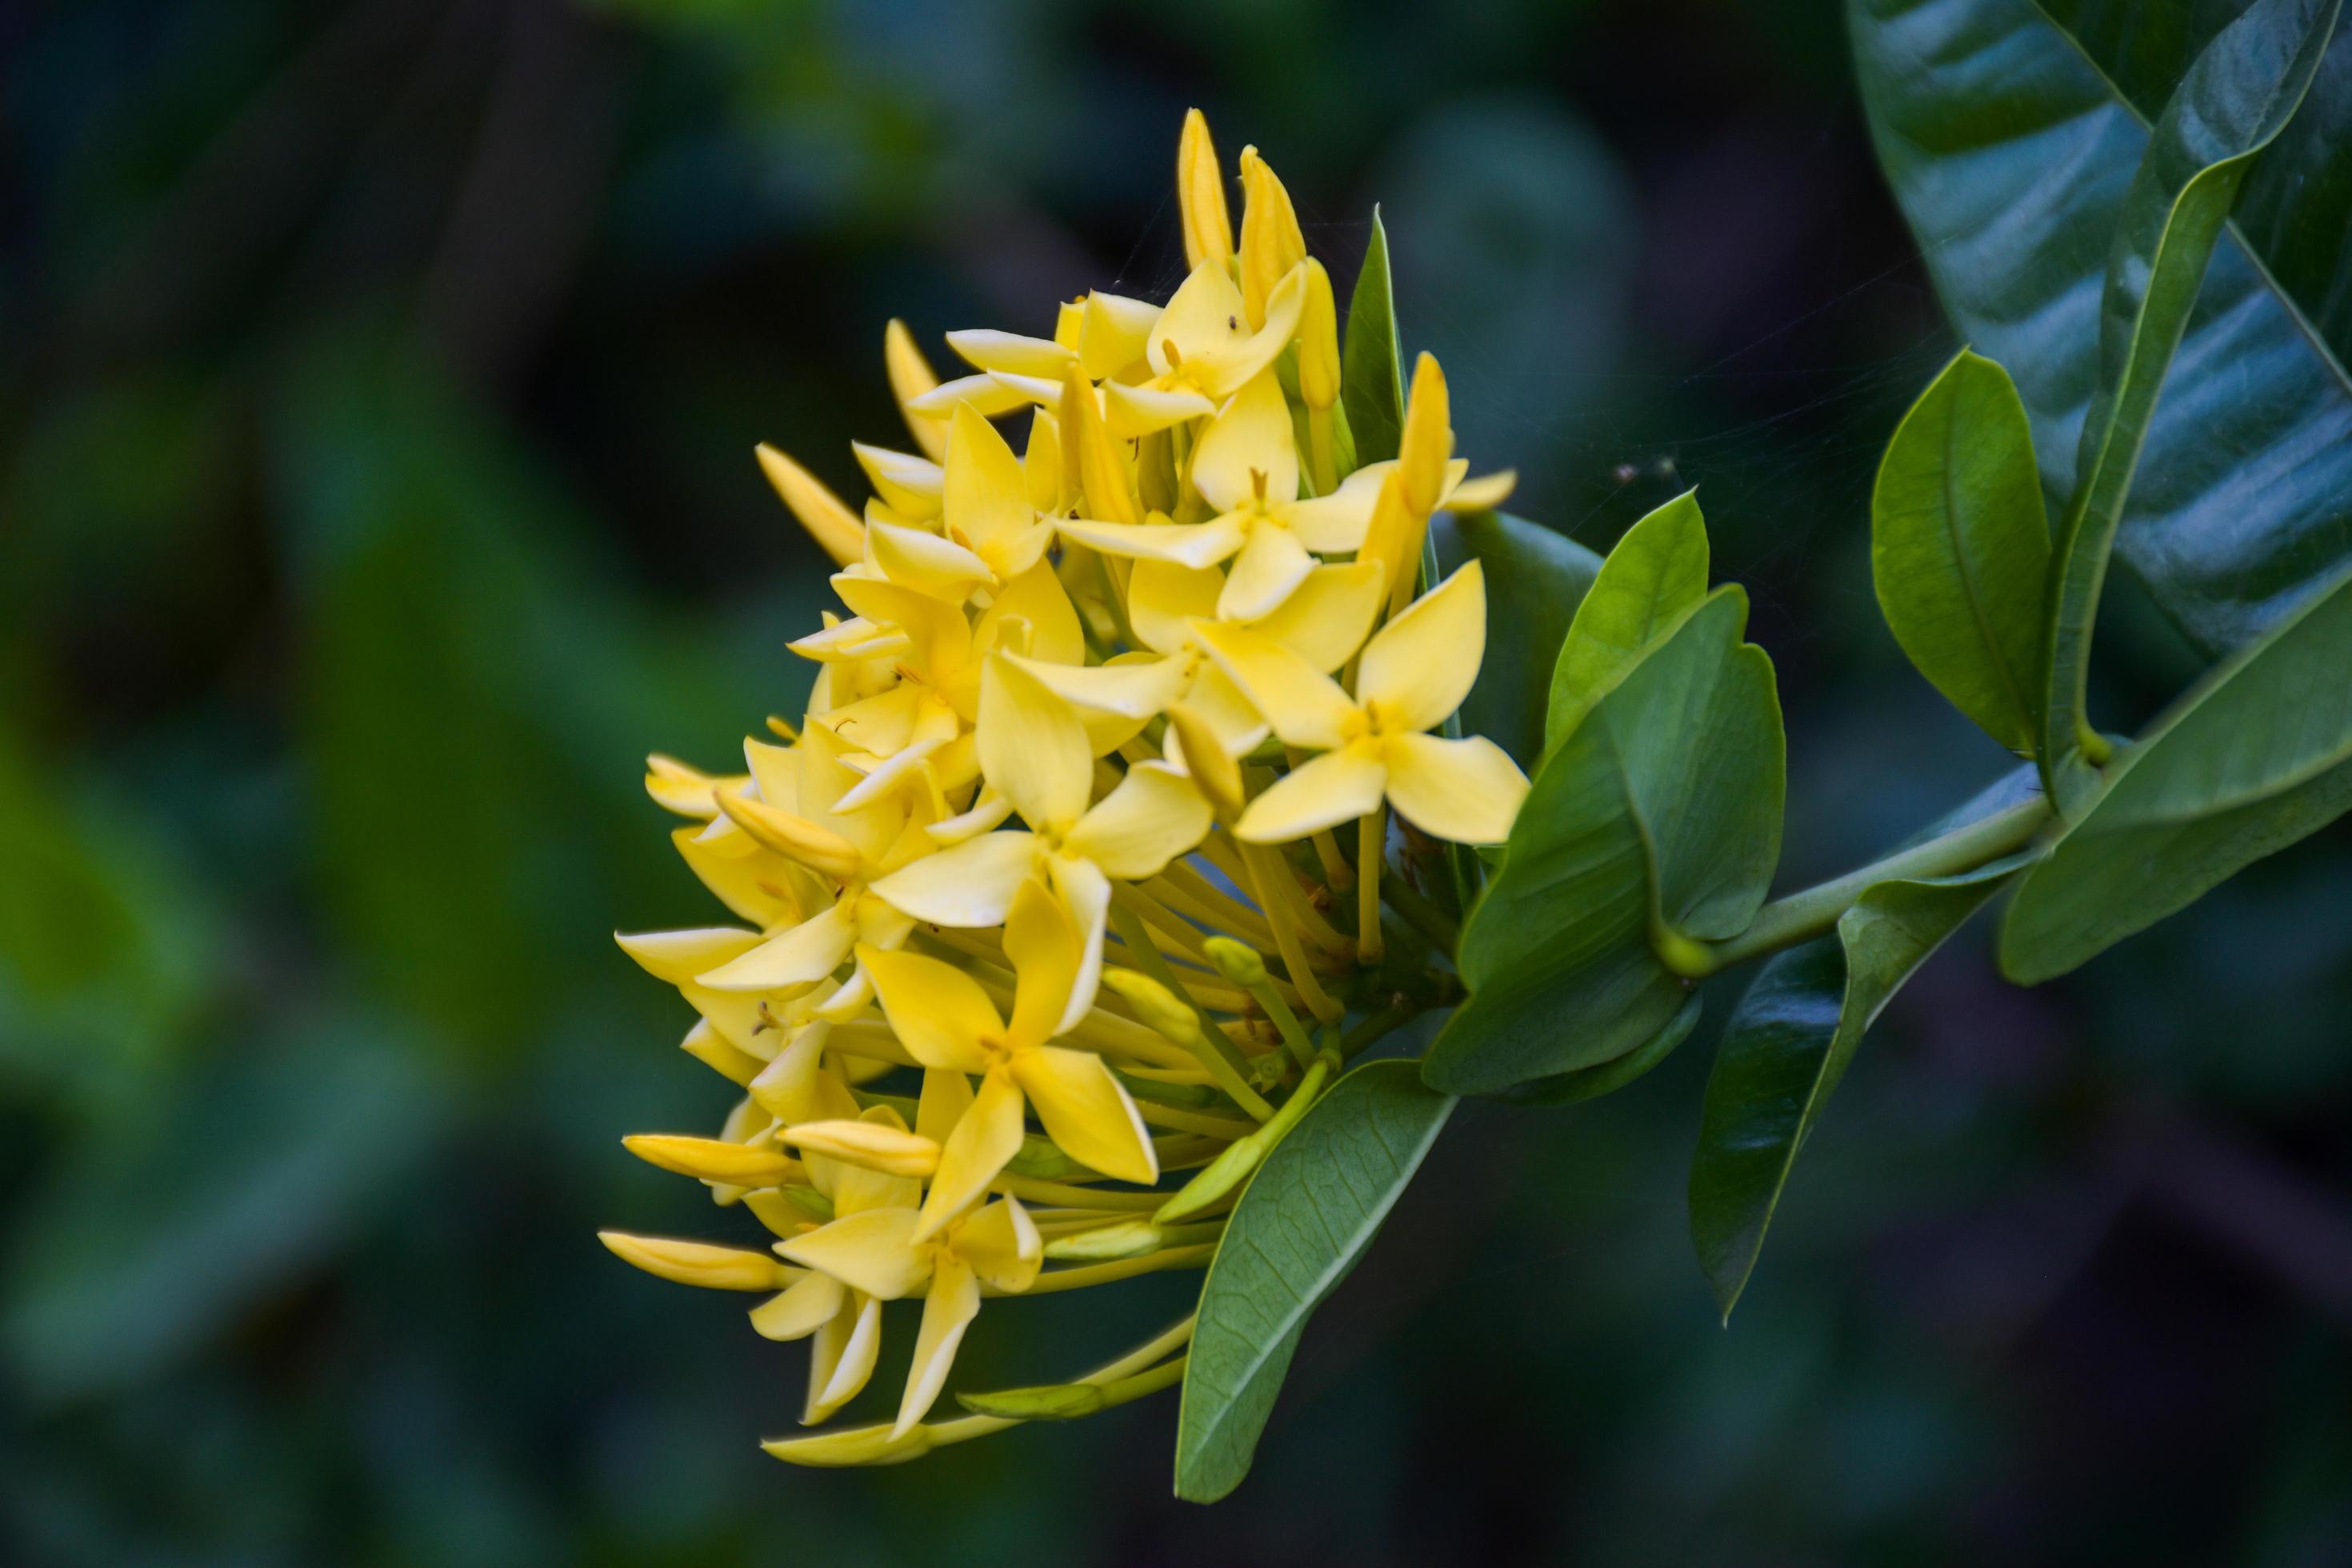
[1938,389,2035,743]
[2022,0,2352,402]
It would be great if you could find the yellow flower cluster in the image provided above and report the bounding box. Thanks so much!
[602,110,1527,1466]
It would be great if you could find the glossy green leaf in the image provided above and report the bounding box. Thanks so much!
[2038,0,2340,805]
[1853,0,2352,670]
[1494,994,1702,1107]
[1425,589,1784,1094]
[1174,1060,1453,1503]
[2001,564,2352,982]
[1871,350,2050,753]
[1689,771,2042,1321]
[1433,509,1603,768]
[1543,489,1708,758]
[1341,207,1405,468]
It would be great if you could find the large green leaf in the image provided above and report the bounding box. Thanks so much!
[1543,488,1708,758]
[1341,207,1406,468]
[1432,509,1602,767]
[1689,771,2042,1320]
[1871,350,2050,754]
[1852,0,2352,666]
[2000,563,2352,982]
[1424,589,1785,1094]
[1174,1060,1454,1502]
[2037,0,2339,804]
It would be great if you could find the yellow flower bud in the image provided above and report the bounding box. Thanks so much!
[777,1117,940,1178]
[1177,108,1234,273]
[1398,351,1454,518]
[623,1133,800,1187]
[1295,258,1342,412]
[1099,966,1203,1045]
[882,318,948,462]
[1238,146,1306,330]
[1201,936,1271,988]
[599,1230,793,1292]
[755,444,864,567]
[1042,1218,1166,1262]
[1061,366,1141,526]
[715,789,864,882]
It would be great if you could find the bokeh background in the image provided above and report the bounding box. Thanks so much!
[6,0,2351,1562]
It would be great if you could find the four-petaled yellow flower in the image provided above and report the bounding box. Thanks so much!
[1194,561,1531,846]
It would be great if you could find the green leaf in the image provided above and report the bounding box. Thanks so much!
[1870,350,2050,754]
[1852,0,2352,666]
[1688,771,2042,1321]
[2037,0,2340,806]
[1341,208,1406,468]
[2001,563,2352,982]
[1432,510,1603,768]
[1174,1060,1453,1503]
[1424,588,1785,1094]
[1543,489,1709,758]
[1492,994,1702,1107]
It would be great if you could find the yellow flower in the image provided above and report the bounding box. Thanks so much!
[860,406,1058,599]
[1062,370,1390,619]
[866,655,1210,1020]
[1011,556,1386,753]
[860,878,1159,1238]
[751,1102,934,1424]
[1098,262,1307,438]
[778,1189,1043,1438]
[1194,560,1531,845]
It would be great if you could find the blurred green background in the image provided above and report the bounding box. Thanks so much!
[6,0,2350,1562]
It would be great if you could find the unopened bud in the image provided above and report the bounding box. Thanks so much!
[1238,146,1306,330]
[622,1133,799,1188]
[1100,967,1203,1044]
[600,1230,791,1292]
[1398,352,1454,517]
[1177,108,1234,272]
[1202,936,1271,988]
[777,1118,940,1178]
[1296,258,1341,411]
[1042,1218,1166,1262]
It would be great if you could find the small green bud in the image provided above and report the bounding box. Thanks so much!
[1099,967,1202,1044]
[1043,1218,1164,1262]
[1202,937,1270,988]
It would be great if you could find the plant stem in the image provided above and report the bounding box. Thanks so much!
[1379,869,1461,960]
[1356,809,1386,964]
[1674,794,2051,977]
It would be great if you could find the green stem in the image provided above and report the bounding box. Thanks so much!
[1340,999,1418,1059]
[1671,794,2051,978]
[1107,901,1278,1121]
[1380,871,1461,960]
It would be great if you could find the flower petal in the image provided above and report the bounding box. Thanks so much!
[1063,762,1211,882]
[1234,742,1388,843]
[867,519,991,600]
[1215,522,1316,623]
[1126,558,1225,656]
[945,329,1077,378]
[1102,379,1217,438]
[869,828,1038,926]
[1189,369,1298,515]
[616,926,762,986]
[1189,619,1358,750]
[972,559,1085,668]
[944,402,1038,563]
[776,1207,932,1300]
[1057,516,1245,571]
[914,1067,974,1147]
[1381,732,1530,846]
[750,1270,846,1341]
[1249,559,1386,671]
[805,1291,882,1424]
[1079,291,1159,380]
[951,1197,1042,1292]
[914,1066,1026,1240]
[904,372,1030,420]
[1002,878,1084,1051]
[851,442,944,520]
[1357,558,1486,734]
[695,898,858,993]
[978,654,1091,833]
[1013,1046,1159,1185]
[860,944,999,1074]
[1043,854,1113,1035]
[892,1252,980,1438]
[1010,652,1188,722]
